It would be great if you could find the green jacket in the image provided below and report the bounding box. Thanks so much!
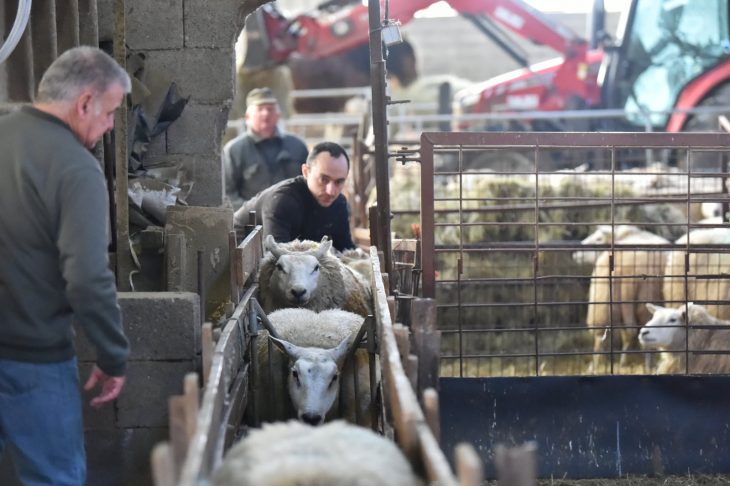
[0,107,129,376]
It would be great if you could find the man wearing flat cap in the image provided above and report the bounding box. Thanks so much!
[223,87,308,210]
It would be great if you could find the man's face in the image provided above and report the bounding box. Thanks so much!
[76,83,125,149]
[246,102,279,139]
[302,151,349,207]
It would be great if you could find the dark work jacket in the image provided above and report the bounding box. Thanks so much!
[234,176,355,251]
[222,128,308,210]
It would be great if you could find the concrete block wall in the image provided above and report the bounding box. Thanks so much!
[118,0,250,207]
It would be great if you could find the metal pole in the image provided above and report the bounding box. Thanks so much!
[368,0,393,289]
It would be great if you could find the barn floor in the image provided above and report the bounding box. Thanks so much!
[527,475,730,485]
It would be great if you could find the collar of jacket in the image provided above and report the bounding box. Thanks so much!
[246,126,282,143]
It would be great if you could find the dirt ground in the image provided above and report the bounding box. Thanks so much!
[486,475,730,485]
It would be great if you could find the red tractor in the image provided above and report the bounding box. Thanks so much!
[452,0,730,135]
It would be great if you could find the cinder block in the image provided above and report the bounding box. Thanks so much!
[116,360,196,428]
[185,156,225,207]
[126,0,184,50]
[143,48,234,104]
[165,206,234,317]
[166,102,229,155]
[76,292,201,362]
[86,427,167,486]
[184,0,245,48]
[97,0,113,42]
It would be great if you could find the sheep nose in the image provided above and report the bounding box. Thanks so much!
[290,288,306,300]
[639,329,648,337]
[301,413,322,426]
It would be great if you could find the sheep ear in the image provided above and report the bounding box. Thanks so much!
[329,335,352,368]
[315,237,333,259]
[646,303,657,314]
[270,336,303,360]
[265,235,284,259]
[682,302,694,321]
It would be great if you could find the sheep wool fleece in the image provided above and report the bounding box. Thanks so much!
[0,106,129,375]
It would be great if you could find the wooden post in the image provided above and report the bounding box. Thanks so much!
[202,323,213,385]
[168,396,187,479]
[411,298,440,393]
[183,373,199,441]
[422,388,440,442]
[494,441,538,486]
[455,443,484,486]
[387,296,396,322]
[393,324,410,370]
[228,230,239,303]
[150,442,176,486]
[165,232,186,291]
[407,354,419,390]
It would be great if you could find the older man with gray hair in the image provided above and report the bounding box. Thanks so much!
[0,46,131,485]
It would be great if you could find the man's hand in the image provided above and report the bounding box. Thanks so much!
[83,365,126,409]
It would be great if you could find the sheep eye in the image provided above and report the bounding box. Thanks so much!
[328,373,339,389]
[292,369,301,386]
[312,264,320,274]
[276,263,285,272]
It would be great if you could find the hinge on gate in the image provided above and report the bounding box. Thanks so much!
[685,253,690,273]
[388,146,421,165]
[458,257,463,276]
[609,253,615,273]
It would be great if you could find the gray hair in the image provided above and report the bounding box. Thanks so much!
[36,46,131,103]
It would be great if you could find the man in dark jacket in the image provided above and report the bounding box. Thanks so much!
[0,46,130,485]
[223,87,309,210]
[234,141,355,251]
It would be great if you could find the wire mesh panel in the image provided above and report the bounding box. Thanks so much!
[411,131,730,378]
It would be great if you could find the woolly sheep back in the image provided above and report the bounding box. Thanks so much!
[212,420,420,486]
[664,228,730,319]
[584,228,668,372]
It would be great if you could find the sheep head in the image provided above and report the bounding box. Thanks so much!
[270,334,350,426]
[572,225,641,265]
[264,235,333,306]
[639,303,694,350]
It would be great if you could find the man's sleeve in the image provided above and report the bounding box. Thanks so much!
[57,164,129,376]
[333,201,355,251]
[261,191,299,243]
[223,141,245,210]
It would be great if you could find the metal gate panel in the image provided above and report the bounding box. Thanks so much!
[415,131,730,377]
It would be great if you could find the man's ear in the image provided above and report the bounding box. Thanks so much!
[76,89,95,117]
[301,163,309,177]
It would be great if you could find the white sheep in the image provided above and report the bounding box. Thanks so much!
[252,308,376,427]
[212,420,419,486]
[335,247,373,281]
[580,227,669,372]
[573,225,669,265]
[258,235,373,317]
[639,303,730,374]
[664,227,730,319]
